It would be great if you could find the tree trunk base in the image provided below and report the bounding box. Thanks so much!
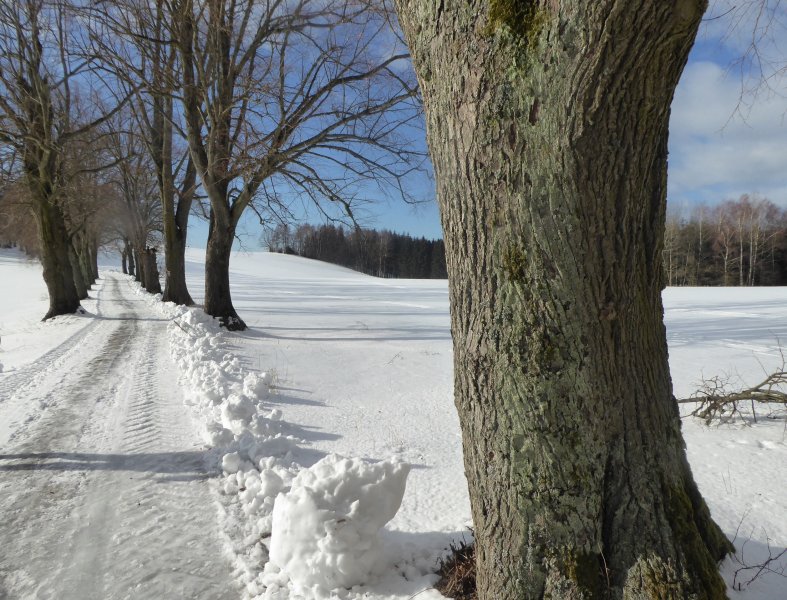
[162,288,194,306]
[217,313,247,331]
[42,302,82,321]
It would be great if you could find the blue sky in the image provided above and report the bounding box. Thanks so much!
[189,2,787,248]
[668,1,787,217]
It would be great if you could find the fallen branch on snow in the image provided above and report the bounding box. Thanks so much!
[678,369,787,425]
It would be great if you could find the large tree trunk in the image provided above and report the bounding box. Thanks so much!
[161,171,194,305]
[143,248,162,294]
[89,237,99,281]
[155,83,195,306]
[396,1,732,598]
[125,239,135,277]
[33,199,82,320]
[134,248,144,284]
[68,240,88,300]
[162,226,192,304]
[76,233,94,290]
[204,213,246,330]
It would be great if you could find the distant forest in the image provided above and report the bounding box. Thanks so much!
[267,195,787,285]
[265,224,448,279]
[663,195,787,286]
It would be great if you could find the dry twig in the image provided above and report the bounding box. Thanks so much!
[729,515,787,591]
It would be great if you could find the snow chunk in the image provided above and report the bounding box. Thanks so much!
[222,452,242,474]
[265,454,410,596]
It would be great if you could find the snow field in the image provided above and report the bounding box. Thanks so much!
[0,271,237,599]
[182,251,787,600]
[0,248,100,374]
[4,247,785,600]
[125,277,413,599]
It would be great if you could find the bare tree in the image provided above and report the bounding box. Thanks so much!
[708,1,787,107]
[172,0,422,329]
[0,182,42,254]
[0,0,128,319]
[713,201,738,286]
[663,209,683,287]
[103,119,164,292]
[694,203,707,284]
[89,0,198,305]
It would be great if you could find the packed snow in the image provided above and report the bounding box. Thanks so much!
[1,245,786,599]
[263,455,410,598]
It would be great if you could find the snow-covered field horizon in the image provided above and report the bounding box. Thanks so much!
[1,246,786,599]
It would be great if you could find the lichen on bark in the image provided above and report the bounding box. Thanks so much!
[502,243,529,282]
[486,0,549,46]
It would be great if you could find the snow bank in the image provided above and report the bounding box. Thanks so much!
[124,276,410,599]
[262,455,410,598]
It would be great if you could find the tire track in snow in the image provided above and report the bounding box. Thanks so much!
[0,277,110,406]
[0,317,101,411]
[0,274,237,600]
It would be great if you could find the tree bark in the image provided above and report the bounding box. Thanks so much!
[143,248,162,294]
[33,199,82,319]
[90,237,99,281]
[134,248,144,284]
[161,159,195,305]
[68,240,88,300]
[395,1,732,598]
[76,233,93,290]
[204,213,246,330]
[162,223,192,304]
[125,239,135,277]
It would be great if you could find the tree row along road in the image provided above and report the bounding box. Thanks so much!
[0,273,237,600]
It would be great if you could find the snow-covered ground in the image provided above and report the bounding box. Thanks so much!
[0,249,237,599]
[1,245,785,599]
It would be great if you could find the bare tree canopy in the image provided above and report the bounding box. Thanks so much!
[0,0,133,318]
[172,0,423,328]
[1,0,425,321]
[88,0,198,304]
[705,1,787,107]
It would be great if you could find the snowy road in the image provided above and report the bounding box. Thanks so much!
[0,273,236,600]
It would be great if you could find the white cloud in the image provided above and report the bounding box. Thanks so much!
[668,59,787,207]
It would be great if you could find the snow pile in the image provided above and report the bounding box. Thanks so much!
[167,308,289,452]
[123,276,411,599]
[262,455,410,599]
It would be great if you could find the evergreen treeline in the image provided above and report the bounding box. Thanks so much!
[663,195,787,286]
[266,224,448,279]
